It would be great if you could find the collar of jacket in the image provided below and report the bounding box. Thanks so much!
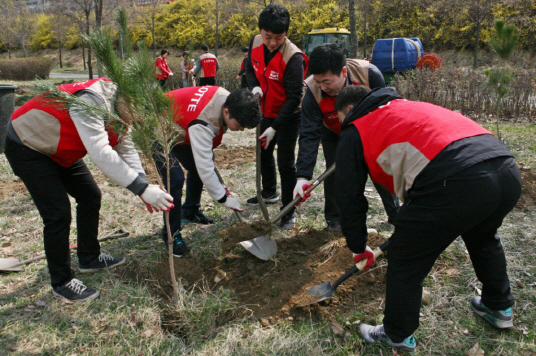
[341,87,403,129]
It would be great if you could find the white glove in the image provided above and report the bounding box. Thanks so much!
[190,68,194,74]
[140,185,174,212]
[252,86,263,98]
[293,178,310,198]
[259,127,276,149]
[169,72,174,76]
[222,196,243,212]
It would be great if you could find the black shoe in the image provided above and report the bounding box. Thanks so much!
[53,278,100,302]
[181,210,215,225]
[280,211,296,230]
[79,253,125,273]
[323,221,341,232]
[246,191,280,205]
[163,233,190,258]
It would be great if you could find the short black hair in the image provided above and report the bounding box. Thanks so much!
[242,47,249,53]
[224,89,261,129]
[160,48,169,56]
[335,86,371,112]
[201,44,209,52]
[258,4,290,34]
[309,44,347,76]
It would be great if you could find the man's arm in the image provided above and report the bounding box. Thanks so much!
[271,53,305,131]
[188,123,226,201]
[368,63,386,89]
[245,37,261,89]
[192,59,202,76]
[296,88,324,180]
[335,125,370,254]
[69,92,148,195]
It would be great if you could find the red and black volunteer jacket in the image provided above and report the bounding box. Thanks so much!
[336,87,514,254]
[296,61,385,180]
[246,35,308,130]
[155,56,172,80]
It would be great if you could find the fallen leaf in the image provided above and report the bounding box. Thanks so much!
[129,314,137,328]
[331,319,344,335]
[464,342,485,356]
[1,242,12,247]
[141,330,153,338]
[519,326,529,335]
[445,268,458,276]
[35,300,46,307]
[463,329,470,335]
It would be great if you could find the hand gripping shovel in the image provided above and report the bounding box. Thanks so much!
[0,229,130,272]
[303,239,390,306]
[240,164,337,260]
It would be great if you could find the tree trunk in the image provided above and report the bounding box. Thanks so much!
[214,0,219,57]
[94,0,103,77]
[473,19,481,69]
[82,42,87,70]
[59,39,63,69]
[363,4,368,58]
[349,0,358,58]
[86,13,93,79]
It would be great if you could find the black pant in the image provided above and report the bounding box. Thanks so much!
[383,157,521,342]
[199,77,216,86]
[322,127,399,224]
[5,138,101,287]
[240,75,248,89]
[259,114,300,214]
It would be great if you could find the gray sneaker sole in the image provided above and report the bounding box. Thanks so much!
[471,304,513,328]
[53,289,100,303]
[78,258,126,273]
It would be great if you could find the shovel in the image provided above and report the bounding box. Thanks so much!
[302,239,390,306]
[0,229,130,272]
[214,167,277,261]
[255,123,270,221]
[239,164,337,260]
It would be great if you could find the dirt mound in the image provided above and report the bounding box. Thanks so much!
[214,144,255,170]
[517,165,536,211]
[152,228,388,324]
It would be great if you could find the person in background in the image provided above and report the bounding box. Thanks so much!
[153,87,261,256]
[180,51,190,88]
[334,85,521,353]
[192,44,219,86]
[4,78,173,303]
[155,48,173,88]
[245,4,308,230]
[236,47,249,89]
[294,44,399,232]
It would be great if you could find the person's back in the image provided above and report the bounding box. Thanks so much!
[193,44,219,86]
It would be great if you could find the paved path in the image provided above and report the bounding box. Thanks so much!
[49,72,96,79]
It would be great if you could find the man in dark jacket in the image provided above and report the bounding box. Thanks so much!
[294,44,398,232]
[334,86,521,352]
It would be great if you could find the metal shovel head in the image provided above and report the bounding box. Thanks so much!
[0,258,24,272]
[305,282,335,304]
[238,234,277,261]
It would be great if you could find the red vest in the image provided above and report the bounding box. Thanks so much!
[166,86,225,148]
[200,53,218,78]
[11,78,121,167]
[352,99,492,199]
[250,36,308,118]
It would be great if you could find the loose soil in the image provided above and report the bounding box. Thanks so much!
[517,166,536,211]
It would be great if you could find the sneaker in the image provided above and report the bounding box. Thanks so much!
[181,210,215,225]
[323,221,341,232]
[471,296,513,328]
[79,253,125,273]
[359,324,416,353]
[52,278,100,303]
[246,191,280,205]
[280,211,296,230]
[163,233,190,258]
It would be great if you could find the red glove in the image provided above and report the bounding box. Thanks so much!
[295,183,313,206]
[352,246,376,270]
[141,197,155,213]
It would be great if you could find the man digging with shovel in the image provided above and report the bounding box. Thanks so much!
[334,86,521,352]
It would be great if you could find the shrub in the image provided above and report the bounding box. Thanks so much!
[0,57,54,80]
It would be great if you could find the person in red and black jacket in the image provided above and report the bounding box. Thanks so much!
[192,44,219,86]
[236,47,249,89]
[245,4,308,230]
[334,86,521,352]
[155,48,173,88]
[5,79,173,303]
[294,44,399,232]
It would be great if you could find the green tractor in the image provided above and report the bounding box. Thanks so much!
[303,27,352,57]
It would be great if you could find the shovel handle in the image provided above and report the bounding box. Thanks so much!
[256,123,270,221]
[270,163,336,224]
[331,239,390,291]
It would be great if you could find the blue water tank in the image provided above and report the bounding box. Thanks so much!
[371,38,423,73]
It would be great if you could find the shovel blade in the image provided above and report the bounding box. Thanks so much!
[0,258,24,272]
[238,234,277,261]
